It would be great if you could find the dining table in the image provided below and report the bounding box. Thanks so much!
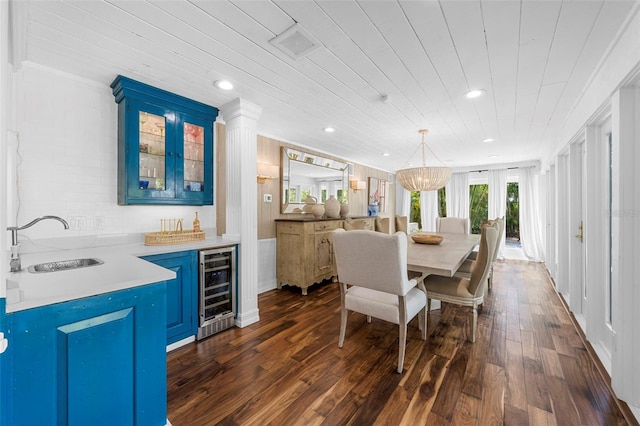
[406,232,480,277]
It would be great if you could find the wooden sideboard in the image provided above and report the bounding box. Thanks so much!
[276,217,374,295]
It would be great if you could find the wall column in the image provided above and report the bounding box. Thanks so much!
[220,98,262,328]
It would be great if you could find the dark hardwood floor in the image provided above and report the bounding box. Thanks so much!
[167,260,634,425]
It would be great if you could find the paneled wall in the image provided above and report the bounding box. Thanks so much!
[256,134,394,240]
[215,125,394,240]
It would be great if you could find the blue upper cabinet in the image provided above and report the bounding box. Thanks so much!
[111,76,219,205]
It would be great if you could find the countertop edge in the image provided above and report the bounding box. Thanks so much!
[5,236,239,313]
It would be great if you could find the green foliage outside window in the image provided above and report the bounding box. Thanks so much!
[409,188,446,229]
[410,191,421,225]
[506,182,519,239]
[469,184,488,234]
[408,184,518,238]
[438,187,446,218]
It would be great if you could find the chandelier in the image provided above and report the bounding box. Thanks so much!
[396,129,452,192]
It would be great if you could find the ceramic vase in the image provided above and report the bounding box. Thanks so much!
[311,204,325,219]
[302,195,317,214]
[339,202,350,218]
[324,195,340,218]
[368,203,379,217]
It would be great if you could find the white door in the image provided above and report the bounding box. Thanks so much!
[584,117,614,373]
[569,141,586,321]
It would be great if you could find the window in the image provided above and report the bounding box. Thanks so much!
[410,188,446,229]
[506,182,520,241]
[469,184,488,234]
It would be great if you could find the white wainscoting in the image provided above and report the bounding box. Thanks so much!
[257,238,278,294]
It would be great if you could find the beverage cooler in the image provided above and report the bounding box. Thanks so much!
[197,246,236,340]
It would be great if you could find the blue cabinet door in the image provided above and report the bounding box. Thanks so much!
[6,283,167,426]
[142,251,197,345]
[111,75,218,206]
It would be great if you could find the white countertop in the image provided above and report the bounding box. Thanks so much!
[5,235,239,313]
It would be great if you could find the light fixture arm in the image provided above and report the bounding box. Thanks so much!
[420,129,427,167]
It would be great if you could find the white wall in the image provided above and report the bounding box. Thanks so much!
[9,62,216,247]
[542,6,640,420]
[1,0,9,297]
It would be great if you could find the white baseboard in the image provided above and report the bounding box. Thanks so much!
[574,313,586,333]
[259,279,278,294]
[591,340,612,376]
[166,335,195,352]
[629,405,640,424]
[235,308,260,328]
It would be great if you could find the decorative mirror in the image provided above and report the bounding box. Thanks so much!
[281,147,349,214]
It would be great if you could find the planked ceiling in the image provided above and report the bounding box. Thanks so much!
[11,0,639,173]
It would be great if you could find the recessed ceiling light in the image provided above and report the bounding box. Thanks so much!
[382,153,390,157]
[489,155,499,159]
[482,138,495,143]
[465,89,485,99]
[213,80,234,90]
[323,127,335,133]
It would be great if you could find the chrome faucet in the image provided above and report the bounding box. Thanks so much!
[7,215,70,272]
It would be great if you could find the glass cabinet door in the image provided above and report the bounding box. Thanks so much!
[182,121,204,192]
[139,111,167,191]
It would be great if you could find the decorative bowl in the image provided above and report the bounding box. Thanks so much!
[411,234,444,245]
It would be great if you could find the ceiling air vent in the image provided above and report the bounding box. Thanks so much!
[269,23,321,60]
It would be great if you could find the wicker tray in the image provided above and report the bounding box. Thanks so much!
[411,233,444,245]
[144,230,206,246]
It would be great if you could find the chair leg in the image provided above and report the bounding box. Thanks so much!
[338,307,348,348]
[488,267,493,291]
[366,315,372,323]
[398,321,407,373]
[470,305,478,343]
[419,309,427,340]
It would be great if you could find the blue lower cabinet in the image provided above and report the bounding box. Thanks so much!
[142,251,197,345]
[6,283,167,426]
[0,298,7,426]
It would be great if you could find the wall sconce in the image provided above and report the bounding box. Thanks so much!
[257,162,279,184]
[350,180,366,191]
[257,175,276,184]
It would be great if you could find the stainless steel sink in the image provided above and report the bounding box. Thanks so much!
[27,258,104,273]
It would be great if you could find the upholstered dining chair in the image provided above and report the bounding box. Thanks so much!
[395,216,408,234]
[374,216,390,234]
[435,216,470,234]
[332,229,428,373]
[455,217,504,290]
[424,222,498,342]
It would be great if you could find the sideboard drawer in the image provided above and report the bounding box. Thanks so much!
[314,221,341,232]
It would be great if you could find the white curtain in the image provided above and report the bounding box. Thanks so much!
[420,190,438,232]
[488,169,507,257]
[519,167,545,261]
[445,173,469,222]
[395,180,411,217]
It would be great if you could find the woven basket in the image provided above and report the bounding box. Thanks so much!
[144,230,206,246]
[411,233,444,245]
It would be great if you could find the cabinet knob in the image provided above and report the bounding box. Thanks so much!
[177,153,182,158]
[167,152,173,156]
